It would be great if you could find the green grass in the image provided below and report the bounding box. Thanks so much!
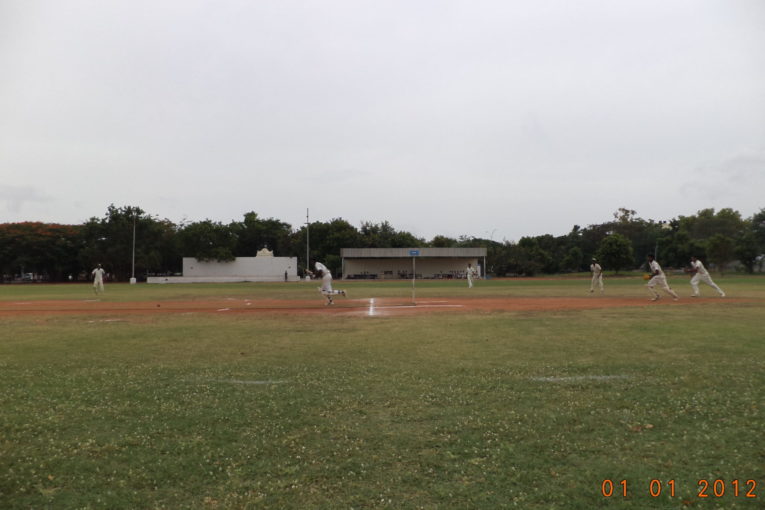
[2,273,764,301]
[1,279,764,509]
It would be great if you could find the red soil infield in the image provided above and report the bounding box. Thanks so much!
[0,296,746,317]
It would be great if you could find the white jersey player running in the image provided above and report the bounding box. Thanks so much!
[310,262,347,305]
[645,254,678,301]
[688,256,725,297]
[589,258,603,293]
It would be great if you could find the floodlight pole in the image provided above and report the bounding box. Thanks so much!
[130,211,137,284]
[305,207,311,271]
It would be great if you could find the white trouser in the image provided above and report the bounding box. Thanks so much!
[320,274,343,295]
[467,273,473,288]
[647,275,678,298]
[590,274,603,291]
[690,273,724,296]
[93,279,104,293]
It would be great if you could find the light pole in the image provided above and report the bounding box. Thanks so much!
[305,207,311,276]
[130,211,137,284]
[654,220,671,260]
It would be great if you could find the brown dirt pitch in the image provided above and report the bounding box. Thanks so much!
[0,295,740,318]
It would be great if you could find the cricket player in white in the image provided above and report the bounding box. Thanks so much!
[645,254,678,301]
[688,256,725,297]
[92,264,105,295]
[466,263,477,288]
[309,262,346,305]
[589,257,603,293]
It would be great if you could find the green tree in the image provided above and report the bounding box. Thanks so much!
[655,230,705,269]
[706,234,735,275]
[78,204,180,280]
[595,233,634,274]
[504,241,542,276]
[749,208,765,251]
[508,237,551,276]
[0,222,82,281]
[231,212,293,256]
[561,246,584,272]
[80,205,180,280]
[735,231,759,274]
[678,208,745,241]
[177,220,237,263]
[359,221,423,248]
[294,218,362,275]
[429,235,458,247]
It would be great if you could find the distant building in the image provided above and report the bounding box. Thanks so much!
[341,247,487,279]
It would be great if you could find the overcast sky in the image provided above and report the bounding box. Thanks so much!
[1,0,764,242]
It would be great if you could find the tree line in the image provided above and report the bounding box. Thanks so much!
[1,205,763,282]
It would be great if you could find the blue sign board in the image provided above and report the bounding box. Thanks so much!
[409,249,420,256]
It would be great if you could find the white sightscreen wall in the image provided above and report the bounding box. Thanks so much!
[147,257,299,283]
[183,257,297,277]
[344,258,478,279]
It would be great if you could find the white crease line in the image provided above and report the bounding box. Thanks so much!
[531,375,630,382]
[216,379,287,385]
[217,308,231,312]
[375,304,464,309]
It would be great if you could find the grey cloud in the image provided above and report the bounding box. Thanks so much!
[0,185,50,215]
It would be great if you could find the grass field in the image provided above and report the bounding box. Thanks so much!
[1,276,764,509]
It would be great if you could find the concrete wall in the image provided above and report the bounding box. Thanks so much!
[147,257,299,283]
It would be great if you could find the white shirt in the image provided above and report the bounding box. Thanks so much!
[691,260,708,276]
[590,263,602,275]
[649,260,664,278]
[315,262,330,276]
[92,267,105,282]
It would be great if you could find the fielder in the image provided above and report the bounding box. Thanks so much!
[92,264,106,295]
[687,256,725,297]
[645,254,678,301]
[466,263,477,288]
[307,261,346,305]
[589,257,604,293]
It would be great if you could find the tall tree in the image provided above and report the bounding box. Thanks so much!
[294,218,362,275]
[80,205,180,280]
[749,208,765,251]
[735,231,759,274]
[595,233,634,274]
[678,208,745,241]
[231,212,292,256]
[706,234,735,275]
[0,222,82,281]
[177,220,237,263]
[429,235,458,247]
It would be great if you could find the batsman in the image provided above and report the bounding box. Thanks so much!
[306,261,347,305]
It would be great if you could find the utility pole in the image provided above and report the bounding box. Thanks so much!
[306,208,310,277]
[130,210,137,284]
